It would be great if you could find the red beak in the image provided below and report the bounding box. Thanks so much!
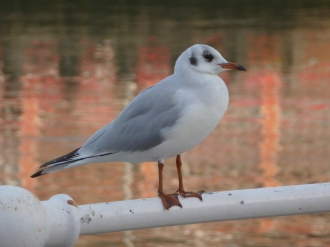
[220,62,246,71]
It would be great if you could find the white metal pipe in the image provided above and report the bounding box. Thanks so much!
[79,183,330,235]
[2,183,330,246]
[0,186,80,247]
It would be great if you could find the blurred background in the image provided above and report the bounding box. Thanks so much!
[1,0,330,246]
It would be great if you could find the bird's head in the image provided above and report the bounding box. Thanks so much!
[174,44,246,75]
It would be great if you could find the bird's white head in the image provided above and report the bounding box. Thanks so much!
[174,44,246,75]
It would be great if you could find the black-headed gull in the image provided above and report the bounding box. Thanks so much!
[31,44,246,209]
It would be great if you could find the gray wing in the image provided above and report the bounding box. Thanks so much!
[78,81,181,156]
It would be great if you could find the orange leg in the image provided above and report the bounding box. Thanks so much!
[157,161,182,210]
[175,155,204,200]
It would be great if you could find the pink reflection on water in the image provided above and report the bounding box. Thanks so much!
[135,42,171,91]
[17,39,120,202]
[79,39,117,87]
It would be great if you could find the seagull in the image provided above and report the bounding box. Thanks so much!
[31,44,246,209]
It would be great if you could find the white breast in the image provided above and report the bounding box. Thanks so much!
[153,74,229,160]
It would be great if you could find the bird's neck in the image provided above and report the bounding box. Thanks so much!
[174,66,220,87]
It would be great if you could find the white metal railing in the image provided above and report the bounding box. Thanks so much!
[1,183,330,247]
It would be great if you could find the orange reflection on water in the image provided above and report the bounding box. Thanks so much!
[18,94,39,191]
[19,40,62,191]
[259,72,281,188]
[246,33,282,188]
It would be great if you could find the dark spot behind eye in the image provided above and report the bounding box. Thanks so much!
[203,52,213,62]
[190,56,197,66]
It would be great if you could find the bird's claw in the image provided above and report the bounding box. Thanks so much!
[158,192,183,210]
[177,190,205,201]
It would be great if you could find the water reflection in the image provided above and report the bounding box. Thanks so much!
[1,1,330,246]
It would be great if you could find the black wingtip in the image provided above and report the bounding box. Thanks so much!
[31,147,81,178]
[40,147,81,168]
[31,169,46,178]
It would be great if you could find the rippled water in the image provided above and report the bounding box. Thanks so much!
[1,1,330,246]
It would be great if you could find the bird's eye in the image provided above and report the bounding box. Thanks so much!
[203,52,213,62]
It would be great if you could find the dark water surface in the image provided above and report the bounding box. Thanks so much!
[1,1,330,246]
